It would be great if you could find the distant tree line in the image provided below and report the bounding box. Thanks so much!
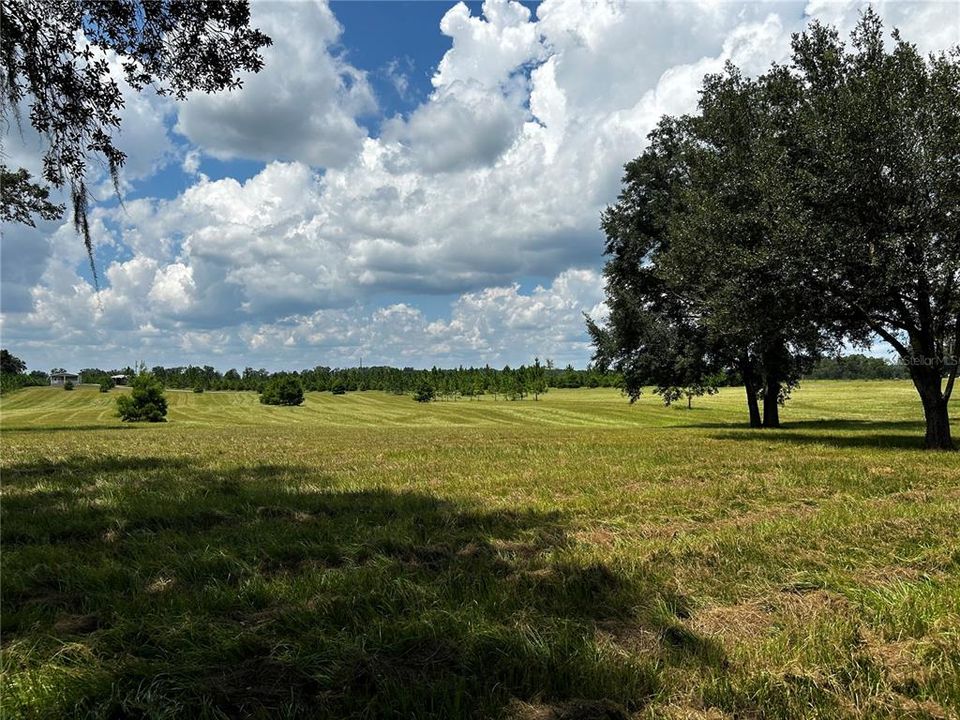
[76,359,621,399]
[0,350,48,394]
[806,355,911,381]
[1,348,917,401]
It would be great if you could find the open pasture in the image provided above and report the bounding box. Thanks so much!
[1,382,958,719]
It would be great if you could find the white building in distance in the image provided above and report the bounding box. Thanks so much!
[50,372,80,386]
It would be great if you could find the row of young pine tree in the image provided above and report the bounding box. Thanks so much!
[76,360,621,399]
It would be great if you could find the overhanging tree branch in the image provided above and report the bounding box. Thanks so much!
[0,0,272,286]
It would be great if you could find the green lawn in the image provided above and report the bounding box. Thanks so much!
[1,382,958,719]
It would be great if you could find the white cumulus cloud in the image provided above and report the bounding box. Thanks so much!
[175,0,376,168]
[4,0,957,371]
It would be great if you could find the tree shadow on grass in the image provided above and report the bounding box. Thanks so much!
[1,456,726,720]
[709,430,931,450]
[2,455,189,479]
[685,418,927,431]
[684,418,940,451]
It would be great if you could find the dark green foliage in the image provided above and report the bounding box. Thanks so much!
[529,358,548,400]
[193,386,204,394]
[807,355,911,381]
[1,365,48,395]
[73,362,621,398]
[788,11,959,448]
[593,11,959,447]
[116,373,168,422]
[592,70,830,429]
[0,0,271,280]
[99,381,112,393]
[62,380,74,391]
[414,384,435,403]
[78,368,117,387]
[504,366,527,400]
[260,376,304,406]
[1,349,27,375]
[0,375,28,394]
[661,381,721,410]
[0,166,63,226]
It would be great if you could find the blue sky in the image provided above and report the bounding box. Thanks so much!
[2,0,956,373]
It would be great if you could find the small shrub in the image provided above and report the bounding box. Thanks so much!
[99,380,112,393]
[116,373,168,422]
[260,376,304,406]
[330,380,346,396]
[193,386,204,393]
[414,383,435,403]
[63,380,74,391]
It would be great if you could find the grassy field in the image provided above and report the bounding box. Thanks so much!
[1,382,958,719]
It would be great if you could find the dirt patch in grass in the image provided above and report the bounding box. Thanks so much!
[595,620,662,656]
[859,627,939,695]
[690,589,851,647]
[711,502,820,532]
[507,698,630,720]
[885,487,960,503]
[645,705,733,720]
[852,564,937,586]
[883,696,952,720]
[690,600,771,644]
[490,538,546,558]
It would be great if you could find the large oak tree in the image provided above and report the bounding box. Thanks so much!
[591,70,836,428]
[593,11,959,448]
[791,12,960,449]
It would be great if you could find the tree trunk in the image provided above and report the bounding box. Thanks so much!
[912,368,954,450]
[760,342,786,429]
[762,381,780,428]
[742,364,762,428]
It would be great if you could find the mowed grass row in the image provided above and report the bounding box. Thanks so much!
[1,382,958,719]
